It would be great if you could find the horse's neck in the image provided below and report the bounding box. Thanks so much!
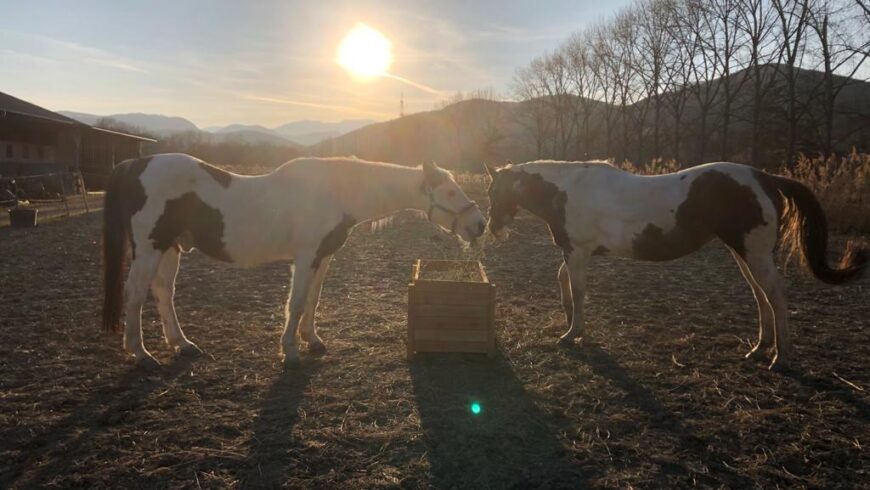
[340,165,428,221]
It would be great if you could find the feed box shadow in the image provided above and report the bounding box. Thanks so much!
[410,352,589,488]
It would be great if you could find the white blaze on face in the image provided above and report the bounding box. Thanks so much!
[336,23,393,81]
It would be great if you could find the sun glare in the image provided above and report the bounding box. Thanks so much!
[337,23,393,80]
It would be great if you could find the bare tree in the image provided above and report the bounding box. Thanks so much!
[590,21,624,158]
[736,0,784,165]
[806,0,869,156]
[634,0,673,161]
[679,0,724,163]
[662,0,695,162]
[513,61,553,158]
[773,0,812,165]
[564,32,602,159]
[708,0,751,160]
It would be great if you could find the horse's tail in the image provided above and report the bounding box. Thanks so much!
[103,163,129,333]
[769,174,868,285]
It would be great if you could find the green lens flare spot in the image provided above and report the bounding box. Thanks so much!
[470,402,482,415]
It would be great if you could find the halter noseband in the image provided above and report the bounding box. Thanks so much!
[425,188,480,234]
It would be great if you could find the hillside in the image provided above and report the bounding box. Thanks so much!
[308,65,870,169]
[58,111,199,135]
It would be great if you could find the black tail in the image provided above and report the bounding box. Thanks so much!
[103,164,129,333]
[772,175,869,284]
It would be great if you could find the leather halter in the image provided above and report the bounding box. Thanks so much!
[425,188,480,234]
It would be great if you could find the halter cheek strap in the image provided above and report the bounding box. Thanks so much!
[426,189,480,234]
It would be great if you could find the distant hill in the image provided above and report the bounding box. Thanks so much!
[308,65,870,169]
[306,99,534,171]
[211,129,301,147]
[58,111,198,136]
[58,110,373,146]
[204,119,375,145]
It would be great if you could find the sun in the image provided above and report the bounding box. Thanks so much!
[336,23,392,80]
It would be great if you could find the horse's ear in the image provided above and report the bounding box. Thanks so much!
[422,161,445,187]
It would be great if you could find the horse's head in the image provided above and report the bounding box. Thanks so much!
[421,161,486,242]
[484,162,521,236]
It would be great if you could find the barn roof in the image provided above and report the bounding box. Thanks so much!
[0,91,79,125]
[0,90,156,142]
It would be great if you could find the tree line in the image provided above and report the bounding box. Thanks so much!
[513,0,869,168]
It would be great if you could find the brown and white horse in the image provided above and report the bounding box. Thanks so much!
[486,160,867,370]
[103,154,486,368]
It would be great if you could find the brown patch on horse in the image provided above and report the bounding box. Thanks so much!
[313,214,356,269]
[633,170,766,260]
[197,161,233,188]
[753,170,785,225]
[121,157,153,259]
[149,192,233,262]
[514,172,572,256]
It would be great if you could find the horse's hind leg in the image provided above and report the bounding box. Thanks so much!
[729,249,774,361]
[558,262,574,327]
[744,253,791,370]
[151,247,201,357]
[299,256,331,355]
[558,251,590,345]
[281,254,316,367]
[124,247,162,368]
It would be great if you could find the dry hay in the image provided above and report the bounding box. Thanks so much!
[0,181,868,488]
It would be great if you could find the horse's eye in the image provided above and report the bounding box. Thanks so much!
[447,190,457,197]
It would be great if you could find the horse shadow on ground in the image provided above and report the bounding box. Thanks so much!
[2,356,200,488]
[781,369,870,423]
[409,351,591,488]
[237,361,319,488]
[558,342,753,487]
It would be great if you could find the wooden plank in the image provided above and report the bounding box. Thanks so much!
[412,281,491,294]
[412,291,492,306]
[407,284,417,360]
[416,304,490,319]
[414,339,491,353]
[414,329,489,342]
[415,315,489,330]
[487,283,496,357]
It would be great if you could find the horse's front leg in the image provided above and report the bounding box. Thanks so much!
[281,254,316,368]
[151,247,202,357]
[558,250,590,346]
[299,256,332,355]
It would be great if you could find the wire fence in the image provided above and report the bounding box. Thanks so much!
[1,170,100,226]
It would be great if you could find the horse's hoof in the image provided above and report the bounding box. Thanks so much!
[744,348,768,362]
[768,358,791,372]
[283,356,301,370]
[136,356,161,371]
[557,335,581,347]
[308,342,327,355]
[179,343,203,357]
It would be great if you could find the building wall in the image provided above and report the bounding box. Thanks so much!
[0,140,56,164]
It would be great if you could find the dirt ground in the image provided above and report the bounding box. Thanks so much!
[1,190,868,488]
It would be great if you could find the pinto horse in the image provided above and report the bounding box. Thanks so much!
[103,154,486,368]
[485,160,867,370]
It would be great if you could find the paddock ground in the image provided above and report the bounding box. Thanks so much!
[1,199,868,488]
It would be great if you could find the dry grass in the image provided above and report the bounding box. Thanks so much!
[781,152,870,232]
[1,179,868,488]
[417,261,484,282]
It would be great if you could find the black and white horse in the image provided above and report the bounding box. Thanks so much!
[485,160,867,370]
[103,154,486,368]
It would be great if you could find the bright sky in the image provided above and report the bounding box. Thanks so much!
[0,0,630,127]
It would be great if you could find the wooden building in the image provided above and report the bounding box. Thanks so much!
[0,91,155,191]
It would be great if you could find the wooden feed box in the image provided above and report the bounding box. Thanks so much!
[407,259,496,359]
